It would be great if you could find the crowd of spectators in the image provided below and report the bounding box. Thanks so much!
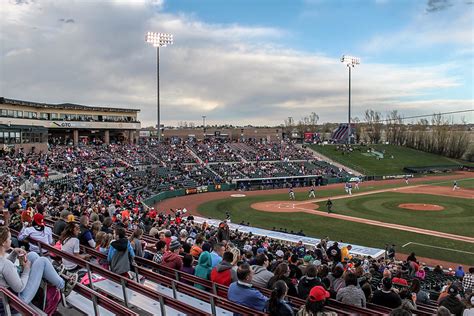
[1,146,473,315]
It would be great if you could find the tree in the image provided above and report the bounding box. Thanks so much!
[364,109,382,144]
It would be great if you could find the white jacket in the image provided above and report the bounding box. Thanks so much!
[18,226,53,253]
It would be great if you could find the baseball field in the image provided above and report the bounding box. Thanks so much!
[157,174,474,266]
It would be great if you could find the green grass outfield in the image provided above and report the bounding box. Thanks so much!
[309,144,469,175]
[197,181,474,265]
[435,178,474,189]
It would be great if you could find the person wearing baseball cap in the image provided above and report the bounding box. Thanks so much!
[18,213,54,254]
[439,284,466,315]
[161,238,183,271]
[297,285,336,315]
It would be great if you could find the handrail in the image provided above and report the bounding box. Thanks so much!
[0,288,39,316]
[10,230,209,316]
[72,283,139,316]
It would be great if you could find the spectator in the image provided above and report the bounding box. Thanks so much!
[181,253,195,276]
[194,251,212,290]
[327,242,341,263]
[78,215,96,248]
[297,285,336,316]
[162,239,183,270]
[60,222,90,272]
[340,245,352,263]
[227,263,268,312]
[0,226,77,303]
[463,267,474,294]
[437,306,452,316]
[298,264,322,300]
[399,288,416,312]
[129,228,144,258]
[190,235,204,258]
[270,250,285,272]
[372,277,402,309]
[18,213,53,254]
[439,284,466,316]
[267,280,294,316]
[107,227,135,278]
[53,209,70,235]
[101,217,113,234]
[289,254,303,280]
[463,293,474,315]
[336,272,366,307]
[153,240,166,264]
[267,262,298,297]
[210,242,226,268]
[410,278,430,304]
[251,253,274,288]
[328,265,345,294]
[299,255,313,275]
[392,270,408,286]
[456,266,465,279]
[389,307,412,316]
[211,251,237,286]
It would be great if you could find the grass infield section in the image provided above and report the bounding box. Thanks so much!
[197,184,474,265]
[309,144,468,175]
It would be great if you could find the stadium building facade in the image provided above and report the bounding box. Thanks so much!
[0,97,140,152]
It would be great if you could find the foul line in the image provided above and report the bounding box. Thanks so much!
[402,242,474,255]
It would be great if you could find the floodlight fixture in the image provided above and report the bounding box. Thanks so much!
[145,32,174,142]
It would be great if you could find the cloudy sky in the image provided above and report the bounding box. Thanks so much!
[1,0,473,127]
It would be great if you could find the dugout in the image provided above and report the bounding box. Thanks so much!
[404,165,463,174]
[233,175,327,191]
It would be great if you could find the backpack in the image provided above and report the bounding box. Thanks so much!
[45,285,61,315]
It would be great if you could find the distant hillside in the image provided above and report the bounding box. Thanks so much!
[309,144,467,176]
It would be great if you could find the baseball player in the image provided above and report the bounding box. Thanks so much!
[404,175,409,184]
[326,199,333,214]
[344,182,349,194]
[308,186,316,198]
[453,180,460,191]
[289,188,295,200]
[347,182,353,195]
[354,177,361,190]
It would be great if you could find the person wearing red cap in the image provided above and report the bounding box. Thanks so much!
[297,285,337,316]
[18,213,54,254]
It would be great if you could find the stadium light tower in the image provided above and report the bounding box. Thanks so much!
[145,32,173,142]
[341,55,360,144]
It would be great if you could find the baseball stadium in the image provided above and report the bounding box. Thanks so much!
[1,0,474,315]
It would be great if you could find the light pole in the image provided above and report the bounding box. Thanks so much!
[341,55,360,144]
[145,32,173,142]
[202,115,206,136]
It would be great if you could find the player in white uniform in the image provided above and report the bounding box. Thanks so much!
[453,181,460,191]
[308,186,316,198]
[289,188,295,200]
[354,177,360,190]
[347,182,353,195]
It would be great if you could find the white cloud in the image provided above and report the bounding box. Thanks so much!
[0,0,471,128]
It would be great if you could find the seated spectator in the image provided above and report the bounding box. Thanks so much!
[437,306,452,316]
[267,280,294,316]
[194,251,212,290]
[162,239,183,270]
[129,228,144,258]
[289,254,303,280]
[463,294,474,315]
[0,226,77,303]
[340,245,352,263]
[297,285,336,316]
[415,266,426,280]
[153,240,166,264]
[180,254,195,281]
[18,213,53,254]
[251,253,274,288]
[267,262,298,297]
[101,217,113,234]
[210,242,225,268]
[389,307,412,316]
[53,209,70,235]
[270,250,285,272]
[328,265,345,294]
[79,215,96,248]
[392,270,408,286]
[107,227,135,278]
[190,235,204,258]
[228,263,268,312]
[455,266,465,279]
[410,278,430,304]
[463,267,474,294]
[298,255,312,275]
[336,272,366,307]
[211,251,237,286]
[399,288,416,312]
[439,284,466,316]
[298,264,321,300]
[60,222,91,272]
[372,277,402,309]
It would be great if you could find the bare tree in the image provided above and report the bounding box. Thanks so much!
[364,109,382,144]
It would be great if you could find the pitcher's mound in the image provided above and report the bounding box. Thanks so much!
[398,203,444,211]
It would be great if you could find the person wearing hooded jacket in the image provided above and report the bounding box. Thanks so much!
[161,239,183,270]
[298,264,322,300]
[211,251,237,286]
[251,253,274,288]
[194,251,212,290]
[107,227,135,277]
